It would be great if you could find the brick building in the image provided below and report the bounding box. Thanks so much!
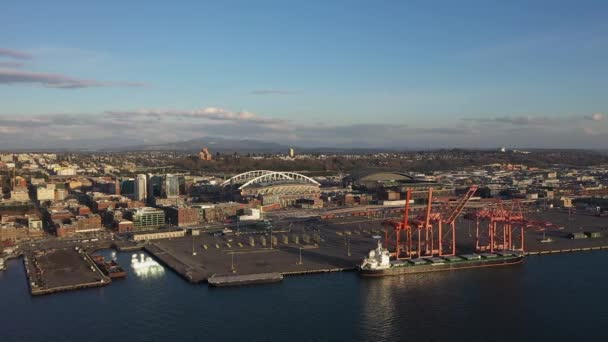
[163,206,200,227]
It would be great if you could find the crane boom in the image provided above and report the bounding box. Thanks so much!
[444,185,478,224]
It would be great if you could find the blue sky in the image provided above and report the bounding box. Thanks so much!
[1,0,607,149]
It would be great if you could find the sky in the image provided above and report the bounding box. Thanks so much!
[1,0,608,150]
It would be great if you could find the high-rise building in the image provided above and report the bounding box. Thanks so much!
[148,175,163,198]
[134,174,147,201]
[199,147,213,161]
[289,148,295,158]
[120,178,135,197]
[165,174,180,197]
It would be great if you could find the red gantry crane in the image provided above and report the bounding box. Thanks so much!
[383,185,478,259]
[473,199,561,253]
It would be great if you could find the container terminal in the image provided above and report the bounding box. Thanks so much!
[138,197,608,286]
[3,197,608,291]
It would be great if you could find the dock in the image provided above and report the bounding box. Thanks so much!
[144,243,207,283]
[208,273,283,287]
[24,248,111,296]
[525,245,608,256]
[142,222,377,286]
[113,241,145,252]
[138,210,608,287]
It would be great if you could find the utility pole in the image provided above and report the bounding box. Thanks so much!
[269,224,273,250]
[347,236,351,257]
[191,234,196,256]
[297,247,303,265]
[231,253,236,273]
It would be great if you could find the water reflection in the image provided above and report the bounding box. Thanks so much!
[360,272,451,340]
[360,266,528,341]
[130,253,165,280]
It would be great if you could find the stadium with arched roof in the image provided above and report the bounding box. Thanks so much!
[221,170,321,207]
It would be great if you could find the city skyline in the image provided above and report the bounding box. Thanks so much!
[1,1,608,149]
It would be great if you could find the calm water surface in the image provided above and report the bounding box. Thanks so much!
[1,250,607,342]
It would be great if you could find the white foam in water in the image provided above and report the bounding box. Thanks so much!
[130,253,165,279]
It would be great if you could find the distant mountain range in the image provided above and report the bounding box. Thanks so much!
[4,135,601,154]
[118,137,288,153]
[112,136,413,154]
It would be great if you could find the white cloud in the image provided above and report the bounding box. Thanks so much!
[0,48,32,60]
[250,89,294,95]
[0,109,606,150]
[104,107,285,125]
[0,68,145,89]
[585,113,604,121]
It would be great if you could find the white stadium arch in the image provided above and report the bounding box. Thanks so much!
[220,170,320,190]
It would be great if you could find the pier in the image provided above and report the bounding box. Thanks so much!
[525,246,608,255]
[141,220,378,285]
[23,248,111,296]
[140,209,608,286]
[208,273,283,287]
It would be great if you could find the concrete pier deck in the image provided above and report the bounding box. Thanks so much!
[208,273,283,287]
[143,221,378,284]
[142,208,608,285]
[24,248,111,296]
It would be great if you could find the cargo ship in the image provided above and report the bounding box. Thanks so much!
[92,255,127,279]
[359,241,523,277]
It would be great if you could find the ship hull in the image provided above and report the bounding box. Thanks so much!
[360,256,523,277]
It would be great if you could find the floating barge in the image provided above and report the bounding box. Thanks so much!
[208,273,283,287]
[91,255,127,279]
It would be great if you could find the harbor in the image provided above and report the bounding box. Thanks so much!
[136,206,608,286]
[3,207,608,293]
